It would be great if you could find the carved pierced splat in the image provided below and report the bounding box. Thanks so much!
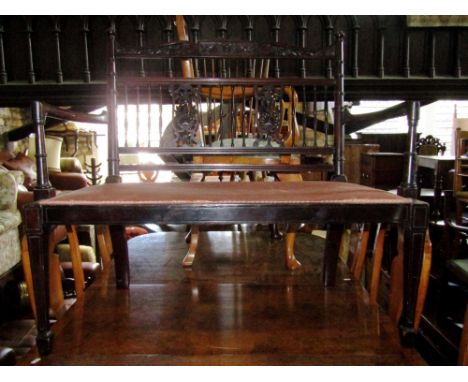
[169,85,200,147]
[116,40,334,60]
[416,134,447,155]
[255,86,282,147]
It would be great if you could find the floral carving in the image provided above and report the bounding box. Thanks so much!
[169,85,200,147]
[255,86,283,147]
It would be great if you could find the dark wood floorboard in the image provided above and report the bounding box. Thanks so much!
[19,231,426,365]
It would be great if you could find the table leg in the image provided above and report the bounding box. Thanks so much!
[109,225,130,289]
[398,202,429,346]
[322,224,344,287]
[25,204,53,356]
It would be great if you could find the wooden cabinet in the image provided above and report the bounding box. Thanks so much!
[360,152,404,190]
[345,143,380,184]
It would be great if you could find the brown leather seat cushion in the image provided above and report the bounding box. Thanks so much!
[61,261,101,284]
[40,181,412,206]
[48,171,88,190]
[125,226,149,240]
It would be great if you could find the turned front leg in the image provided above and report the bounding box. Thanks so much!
[183,225,199,267]
[322,224,344,287]
[24,202,53,356]
[285,224,301,270]
[398,202,429,346]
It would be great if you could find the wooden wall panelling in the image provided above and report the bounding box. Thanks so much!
[296,16,308,78]
[32,16,57,82]
[305,16,326,77]
[51,16,63,83]
[142,16,169,77]
[88,16,113,81]
[403,27,411,77]
[377,17,386,78]
[162,16,174,77]
[349,16,359,78]
[115,16,140,77]
[24,16,36,83]
[81,16,91,82]
[428,30,436,78]
[0,20,7,84]
[60,16,87,82]
[458,29,468,77]
[2,17,24,82]
[409,28,426,77]
[135,16,146,78]
[269,16,282,77]
[453,29,462,78]
[1,16,468,106]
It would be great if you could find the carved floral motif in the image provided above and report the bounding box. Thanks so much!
[255,86,283,147]
[169,85,200,147]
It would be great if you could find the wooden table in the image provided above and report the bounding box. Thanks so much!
[417,155,455,220]
[24,181,428,356]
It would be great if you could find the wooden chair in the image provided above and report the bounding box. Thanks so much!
[445,257,468,365]
[183,152,303,270]
[349,224,432,330]
[20,100,113,318]
[174,15,317,270]
[416,135,448,213]
[20,225,83,318]
[453,128,468,225]
[416,134,446,156]
[108,18,345,274]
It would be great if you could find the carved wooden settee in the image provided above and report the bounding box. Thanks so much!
[105,27,346,269]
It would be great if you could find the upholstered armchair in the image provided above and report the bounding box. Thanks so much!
[0,169,22,277]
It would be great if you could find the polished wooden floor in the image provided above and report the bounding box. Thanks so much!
[20,230,426,365]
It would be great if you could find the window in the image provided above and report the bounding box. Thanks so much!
[352,100,468,155]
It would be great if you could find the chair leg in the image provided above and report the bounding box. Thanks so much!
[104,225,113,256]
[21,234,65,319]
[285,224,301,270]
[97,225,112,267]
[350,223,384,304]
[459,304,468,366]
[48,252,65,316]
[20,235,36,318]
[269,224,282,240]
[388,230,404,323]
[369,225,386,305]
[350,224,431,329]
[414,230,432,330]
[276,173,302,271]
[388,228,432,329]
[351,224,370,280]
[66,225,85,299]
[183,224,199,267]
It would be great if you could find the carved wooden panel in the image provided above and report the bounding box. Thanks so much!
[1,15,468,106]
